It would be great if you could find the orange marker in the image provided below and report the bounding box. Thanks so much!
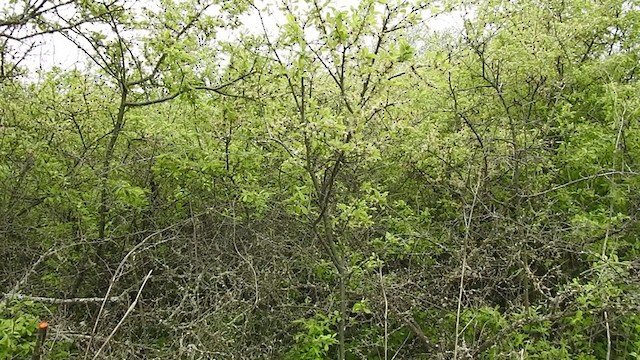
[31,321,49,360]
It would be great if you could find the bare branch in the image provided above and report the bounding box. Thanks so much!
[524,171,640,198]
[91,270,153,360]
[6,294,123,304]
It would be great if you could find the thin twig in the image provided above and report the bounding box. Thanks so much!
[604,311,611,360]
[454,176,482,359]
[379,264,388,360]
[92,270,153,360]
[524,171,639,198]
[85,222,187,358]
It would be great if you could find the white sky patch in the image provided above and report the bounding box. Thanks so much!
[15,0,465,76]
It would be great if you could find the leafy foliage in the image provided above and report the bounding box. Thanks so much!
[0,301,39,358]
[1,0,639,358]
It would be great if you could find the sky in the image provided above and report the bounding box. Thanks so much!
[18,0,464,75]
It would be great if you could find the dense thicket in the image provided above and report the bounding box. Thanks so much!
[1,0,639,359]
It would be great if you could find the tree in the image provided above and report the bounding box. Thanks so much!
[1,0,639,358]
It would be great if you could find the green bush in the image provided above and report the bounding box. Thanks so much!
[0,300,40,358]
[286,312,339,360]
